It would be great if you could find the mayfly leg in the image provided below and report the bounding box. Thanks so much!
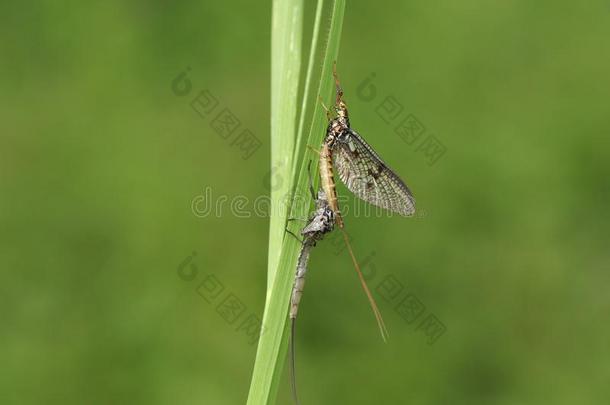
[318,95,333,121]
[306,160,316,202]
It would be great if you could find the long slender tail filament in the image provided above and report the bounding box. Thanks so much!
[340,227,389,342]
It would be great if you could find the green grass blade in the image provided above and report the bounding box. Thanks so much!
[297,0,345,190]
[247,1,345,404]
[267,0,304,289]
[291,0,325,184]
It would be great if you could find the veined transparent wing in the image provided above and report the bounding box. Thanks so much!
[332,129,416,216]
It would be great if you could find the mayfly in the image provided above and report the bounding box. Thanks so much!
[288,162,335,405]
[288,64,417,403]
[321,63,416,219]
[315,63,416,341]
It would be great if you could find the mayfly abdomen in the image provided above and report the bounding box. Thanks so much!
[319,143,343,228]
[290,245,312,319]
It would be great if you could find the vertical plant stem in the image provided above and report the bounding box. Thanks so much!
[247,1,345,404]
[291,0,325,184]
[267,0,304,289]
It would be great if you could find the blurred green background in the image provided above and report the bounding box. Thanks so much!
[2,1,609,404]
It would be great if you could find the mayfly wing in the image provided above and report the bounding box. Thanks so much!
[333,129,416,216]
